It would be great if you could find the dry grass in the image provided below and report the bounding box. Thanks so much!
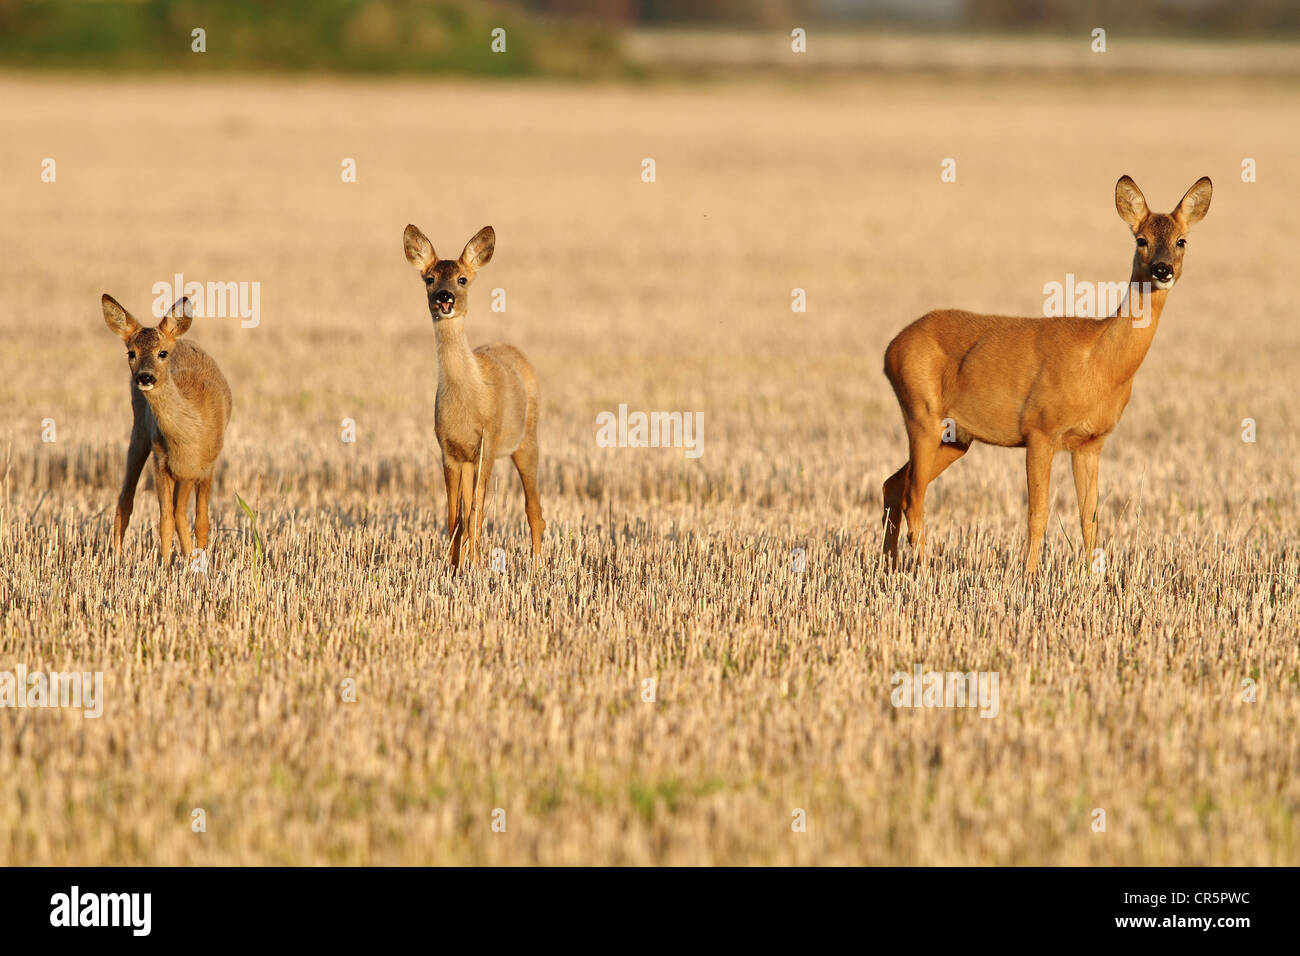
[0,68,1297,864]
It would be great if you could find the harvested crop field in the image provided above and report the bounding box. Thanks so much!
[0,69,1297,864]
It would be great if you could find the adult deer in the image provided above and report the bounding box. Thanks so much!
[102,293,233,564]
[882,176,1212,574]
[403,224,544,569]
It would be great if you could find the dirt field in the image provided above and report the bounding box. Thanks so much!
[0,67,1296,864]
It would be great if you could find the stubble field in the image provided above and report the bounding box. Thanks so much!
[0,68,1297,864]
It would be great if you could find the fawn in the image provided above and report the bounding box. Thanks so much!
[403,224,544,568]
[102,293,233,564]
[882,175,1213,574]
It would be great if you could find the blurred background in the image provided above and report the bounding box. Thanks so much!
[2,0,1299,77]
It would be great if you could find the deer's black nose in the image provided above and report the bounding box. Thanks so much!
[135,373,155,386]
[1151,262,1173,282]
[434,290,455,304]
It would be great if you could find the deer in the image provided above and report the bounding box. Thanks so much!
[102,293,233,565]
[402,224,544,569]
[881,175,1212,575]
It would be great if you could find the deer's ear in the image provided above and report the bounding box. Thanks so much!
[403,224,435,271]
[459,226,495,272]
[1115,176,1149,232]
[1175,177,1212,226]
[102,294,140,343]
[159,296,193,338]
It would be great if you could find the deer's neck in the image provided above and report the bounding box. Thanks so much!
[434,316,484,393]
[141,378,203,443]
[1096,276,1169,388]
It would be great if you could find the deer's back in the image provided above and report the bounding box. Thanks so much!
[885,309,1112,447]
[171,340,233,427]
[477,344,535,458]
[143,340,231,479]
[887,310,1106,384]
[437,344,536,462]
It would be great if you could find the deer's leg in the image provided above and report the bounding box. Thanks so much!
[1024,434,1054,575]
[173,479,196,562]
[884,440,968,564]
[153,462,176,565]
[114,431,150,550]
[443,459,462,541]
[901,419,945,561]
[931,442,969,481]
[512,440,545,558]
[194,477,213,551]
[882,462,909,564]
[446,462,466,569]
[456,462,475,568]
[470,456,495,561]
[1071,438,1103,563]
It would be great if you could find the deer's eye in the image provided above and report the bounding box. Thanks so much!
[424,275,434,285]
[1136,238,1148,247]
[158,350,168,359]
[1176,238,1186,248]
[457,276,467,286]
[127,350,136,360]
